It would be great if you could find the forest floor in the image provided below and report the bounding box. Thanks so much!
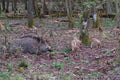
[0,18,120,80]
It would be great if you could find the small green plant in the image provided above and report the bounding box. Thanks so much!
[62,48,72,54]
[88,72,102,79]
[112,67,120,74]
[83,1,96,9]
[81,59,89,64]
[104,49,114,55]
[109,59,116,67]
[7,62,14,71]
[0,72,10,79]
[51,50,59,55]
[116,56,120,64]
[57,23,61,27]
[52,62,64,70]
[58,72,72,80]
[9,73,25,80]
[104,18,115,29]
[67,62,76,66]
[79,69,83,74]
[74,20,80,27]
[4,19,12,32]
[14,74,24,80]
[18,59,28,68]
[40,63,47,68]
[0,12,6,17]
[64,57,71,60]
[32,72,55,80]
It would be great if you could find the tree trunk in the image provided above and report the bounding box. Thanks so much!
[27,0,34,28]
[40,0,48,15]
[32,0,36,15]
[0,3,1,14]
[25,0,27,10]
[79,11,91,46]
[106,1,112,14]
[6,0,9,13]
[65,0,74,28]
[93,7,103,32]
[1,0,5,11]
[116,0,120,28]
[13,0,17,13]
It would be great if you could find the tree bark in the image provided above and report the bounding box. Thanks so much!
[6,0,9,13]
[12,0,17,13]
[25,0,27,10]
[40,0,48,15]
[116,0,120,28]
[27,0,34,28]
[0,3,1,14]
[79,11,91,46]
[1,0,5,11]
[65,0,74,28]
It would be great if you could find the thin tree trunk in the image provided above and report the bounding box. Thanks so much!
[0,3,1,14]
[43,0,48,15]
[65,0,74,28]
[2,0,5,11]
[40,0,48,15]
[27,0,34,28]
[12,0,14,11]
[116,0,120,28]
[106,1,112,14]
[13,0,17,13]
[32,0,36,15]
[6,0,9,13]
[25,0,27,10]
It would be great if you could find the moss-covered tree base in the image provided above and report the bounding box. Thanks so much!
[80,32,91,46]
[28,19,34,28]
[93,14,103,32]
[68,18,74,28]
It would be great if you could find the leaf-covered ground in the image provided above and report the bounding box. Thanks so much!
[0,18,120,80]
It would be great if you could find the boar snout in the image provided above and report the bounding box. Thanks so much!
[40,44,52,53]
[46,47,52,52]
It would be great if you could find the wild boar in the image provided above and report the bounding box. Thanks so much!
[90,37,101,48]
[8,35,52,54]
[71,37,82,52]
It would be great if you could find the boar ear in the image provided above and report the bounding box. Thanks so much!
[41,35,50,43]
[40,35,46,42]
